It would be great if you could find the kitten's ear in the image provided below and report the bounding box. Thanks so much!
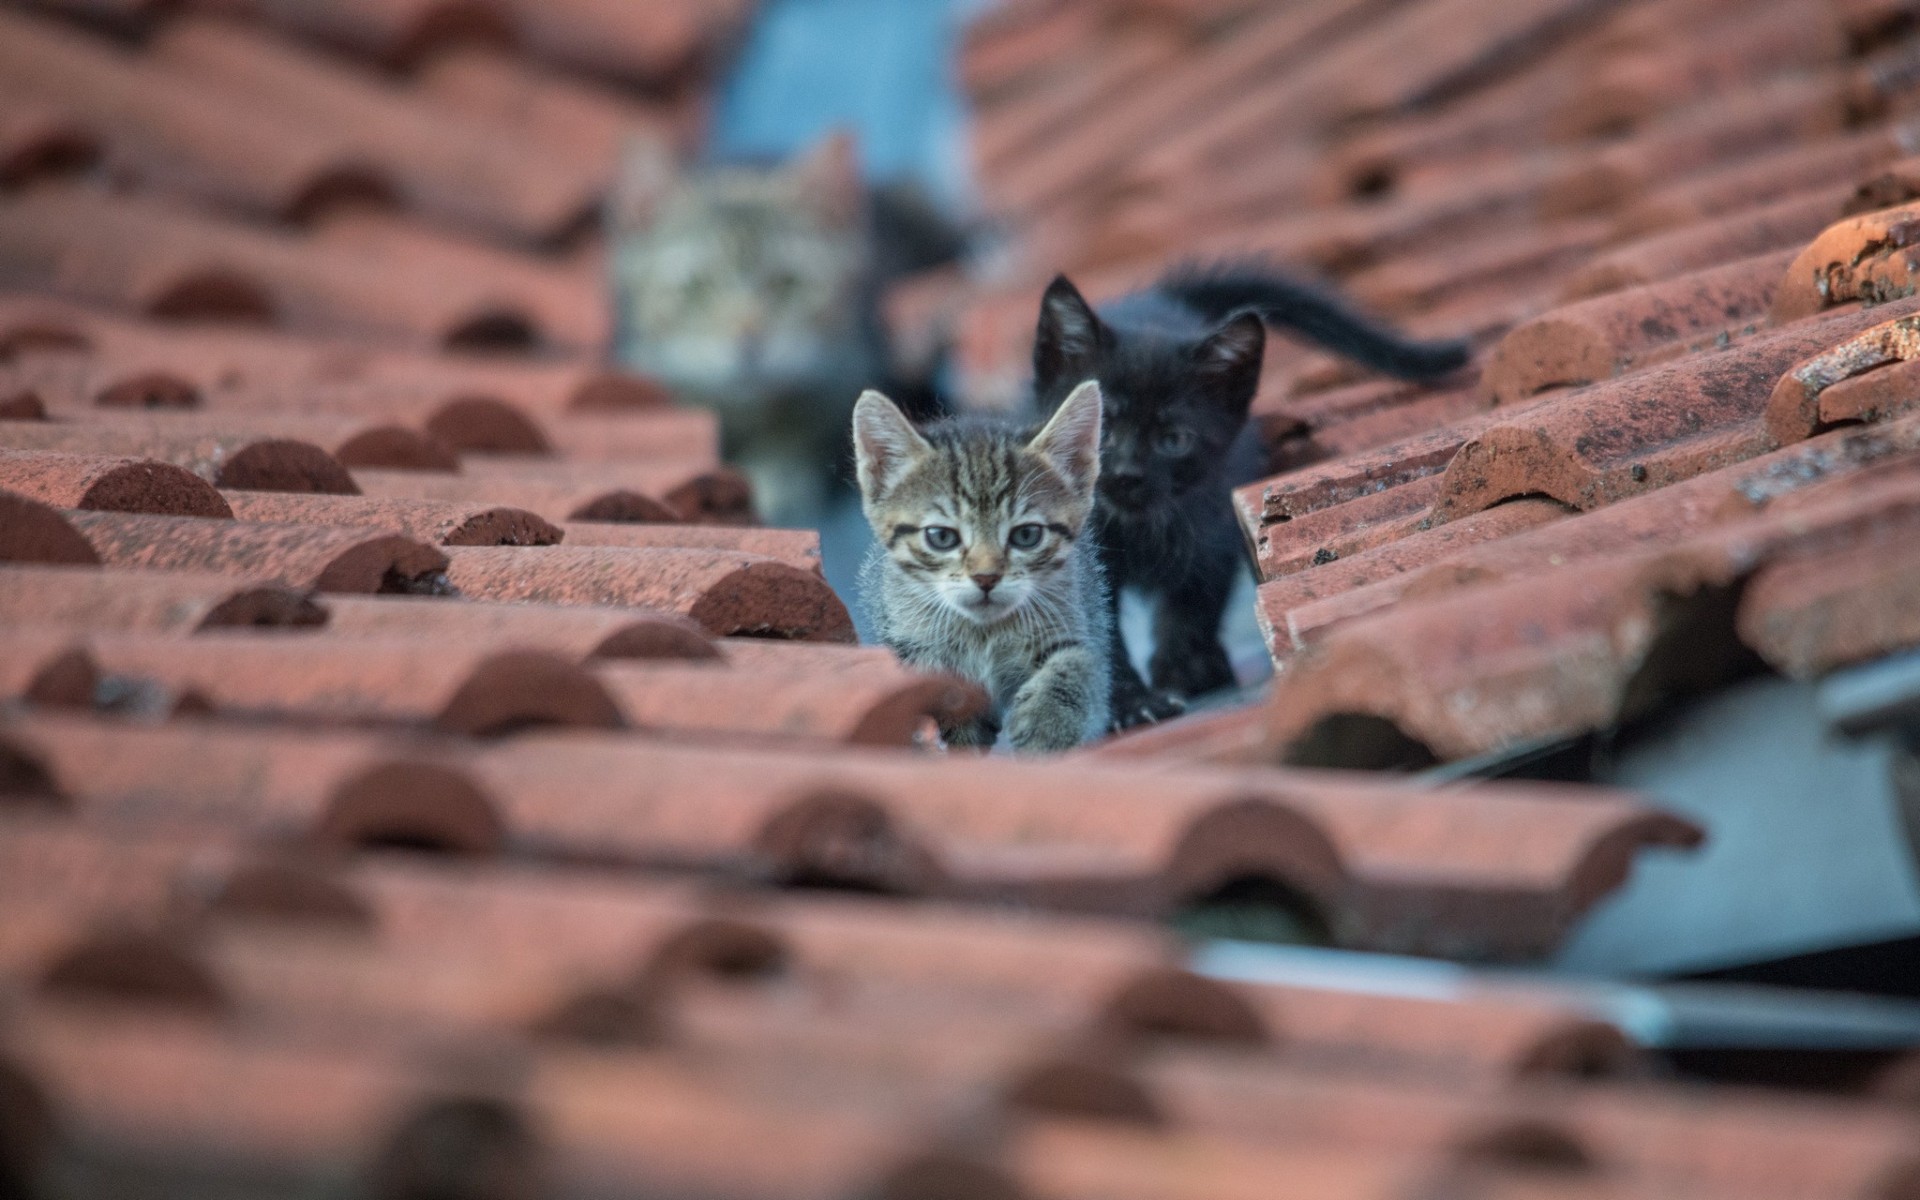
[606,135,679,233]
[1190,311,1267,408]
[1034,275,1104,390]
[1194,312,1266,385]
[1028,379,1103,497]
[853,389,932,496]
[791,129,864,227]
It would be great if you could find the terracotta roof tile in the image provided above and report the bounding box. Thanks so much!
[1562,183,1853,300]
[220,491,560,546]
[492,0,757,86]
[0,417,359,494]
[0,635,98,710]
[48,407,459,472]
[0,184,564,349]
[438,545,856,641]
[0,293,671,420]
[233,0,516,68]
[0,489,100,564]
[1614,129,1908,238]
[0,448,232,516]
[1429,299,1920,524]
[1263,446,1920,764]
[415,45,695,164]
[534,409,722,464]
[322,594,718,662]
[1767,308,1920,441]
[57,630,626,735]
[1259,416,1920,659]
[0,86,99,190]
[1483,248,1794,404]
[0,8,392,223]
[0,565,325,633]
[1773,200,1920,322]
[354,458,750,523]
[150,17,603,245]
[64,510,451,593]
[559,523,823,575]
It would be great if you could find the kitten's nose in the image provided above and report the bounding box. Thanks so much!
[971,573,1002,595]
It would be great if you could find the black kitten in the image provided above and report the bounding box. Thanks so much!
[1031,262,1470,728]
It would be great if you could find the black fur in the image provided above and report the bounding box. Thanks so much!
[1032,262,1467,729]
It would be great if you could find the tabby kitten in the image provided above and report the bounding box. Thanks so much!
[855,380,1110,752]
[606,133,965,522]
[607,133,880,522]
[1033,264,1469,728]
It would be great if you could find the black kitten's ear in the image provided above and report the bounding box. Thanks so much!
[1194,312,1265,392]
[1034,275,1105,389]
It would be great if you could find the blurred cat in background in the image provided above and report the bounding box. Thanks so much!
[606,132,958,524]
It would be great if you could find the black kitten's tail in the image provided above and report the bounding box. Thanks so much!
[1157,261,1470,381]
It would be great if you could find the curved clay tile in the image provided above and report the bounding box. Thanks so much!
[33,924,230,1015]
[0,449,232,517]
[594,661,986,748]
[0,90,99,189]
[417,45,689,169]
[0,566,325,634]
[496,0,754,84]
[453,458,751,523]
[1259,417,1920,663]
[0,186,555,348]
[353,468,682,523]
[1773,202,1920,323]
[538,410,721,465]
[322,595,717,662]
[55,410,457,473]
[151,18,601,245]
[64,511,450,593]
[0,489,99,565]
[1561,184,1851,300]
[999,1121,1427,1200]
[240,0,514,68]
[1616,129,1902,239]
[562,524,823,576]
[0,9,392,223]
[0,634,97,710]
[1428,298,1920,524]
[1769,310,1920,443]
[221,492,561,547]
[1482,247,1793,403]
[8,713,501,849]
[472,736,1348,918]
[440,546,855,641]
[80,633,625,736]
[0,421,356,495]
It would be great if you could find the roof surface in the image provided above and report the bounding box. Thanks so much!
[4,0,1920,1196]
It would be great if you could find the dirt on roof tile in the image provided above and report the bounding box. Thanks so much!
[1773,200,1920,322]
[64,510,450,593]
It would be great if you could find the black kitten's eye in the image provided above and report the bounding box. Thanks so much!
[1008,523,1044,550]
[1156,427,1196,456]
[923,526,960,551]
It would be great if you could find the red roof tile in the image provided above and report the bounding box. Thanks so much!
[0,448,232,516]
[559,523,823,575]
[439,545,855,641]
[63,510,451,593]
[0,565,325,633]
[321,594,718,661]
[354,458,748,523]
[0,489,100,564]
[220,491,560,546]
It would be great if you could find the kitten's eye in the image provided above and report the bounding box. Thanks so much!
[923,526,961,551]
[1008,524,1045,550]
[1156,427,1196,456]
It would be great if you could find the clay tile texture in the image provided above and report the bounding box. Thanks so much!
[9,1,1920,1196]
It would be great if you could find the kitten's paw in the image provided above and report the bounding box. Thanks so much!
[1005,705,1088,754]
[1150,642,1236,699]
[1109,678,1186,731]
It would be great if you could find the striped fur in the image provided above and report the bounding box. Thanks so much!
[854,383,1111,752]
